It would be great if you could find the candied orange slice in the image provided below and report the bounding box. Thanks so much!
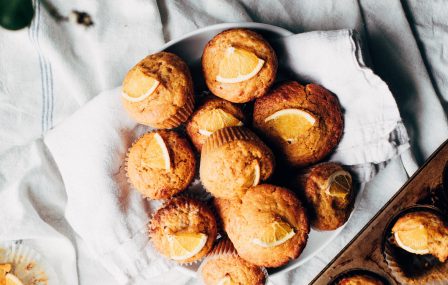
[216,47,265,83]
[141,133,171,171]
[217,276,237,285]
[197,109,243,136]
[122,68,160,102]
[168,232,208,260]
[264,108,316,143]
[252,220,295,247]
[325,170,352,198]
[5,273,24,285]
[394,225,429,255]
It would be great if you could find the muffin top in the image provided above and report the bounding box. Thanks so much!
[200,239,266,285]
[337,274,384,285]
[202,29,277,103]
[186,97,245,151]
[215,184,309,267]
[200,127,275,199]
[122,52,194,128]
[253,81,343,166]
[126,130,196,199]
[299,162,354,230]
[149,197,217,263]
[391,211,448,262]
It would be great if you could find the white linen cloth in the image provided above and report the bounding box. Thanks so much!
[1,0,447,284]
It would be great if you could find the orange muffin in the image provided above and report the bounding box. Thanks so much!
[391,211,448,262]
[122,52,194,128]
[199,239,266,285]
[253,81,343,167]
[298,163,354,231]
[202,29,277,103]
[186,97,245,151]
[126,130,196,199]
[149,197,217,263]
[337,274,385,285]
[200,127,275,199]
[214,184,309,267]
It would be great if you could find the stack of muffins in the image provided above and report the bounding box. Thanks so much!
[121,28,358,284]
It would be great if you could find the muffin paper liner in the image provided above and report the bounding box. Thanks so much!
[0,242,58,285]
[202,126,261,154]
[197,238,268,285]
[148,196,217,265]
[329,269,390,285]
[382,205,448,285]
[162,92,195,129]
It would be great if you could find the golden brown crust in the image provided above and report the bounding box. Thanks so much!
[149,197,217,263]
[392,211,448,262]
[298,162,354,231]
[122,52,195,128]
[337,275,384,285]
[126,130,196,199]
[202,29,277,103]
[200,239,266,285]
[200,127,275,199]
[216,184,310,267]
[186,97,245,151]
[253,81,344,166]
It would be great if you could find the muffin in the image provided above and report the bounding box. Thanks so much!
[122,52,195,128]
[186,97,245,151]
[200,127,275,199]
[126,130,196,199]
[253,81,343,167]
[149,197,217,263]
[298,162,354,231]
[214,184,309,267]
[202,29,277,103]
[337,274,385,285]
[199,239,266,285]
[391,211,448,262]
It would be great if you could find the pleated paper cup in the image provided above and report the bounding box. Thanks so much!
[0,242,58,285]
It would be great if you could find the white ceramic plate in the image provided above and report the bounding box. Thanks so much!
[156,22,365,277]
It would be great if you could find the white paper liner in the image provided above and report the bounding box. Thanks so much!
[0,242,58,285]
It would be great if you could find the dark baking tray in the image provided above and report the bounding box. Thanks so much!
[310,139,448,284]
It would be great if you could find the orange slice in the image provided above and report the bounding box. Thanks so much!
[141,133,171,171]
[216,47,265,83]
[252,220,295,248]
[242,160,261,188]
[197,109,243,136]
[325,170,352,198]
[5,274,24,285]
[168,233,208,261]
[264,108,316,143]
[217,276,236,285]
[394,225,429,255]
[122,68,160,102]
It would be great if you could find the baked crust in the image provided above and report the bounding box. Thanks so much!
[392,211,448,262]
[214,184,309,267]
[253,81,343,166]
[126,130,196,199]
[202,29,277,103]
[299,162,354,231]
[200,127,275,199]
[122,52,194,128]
[186,96,245,151]
[337,274,384,285]
[149,197,217,263]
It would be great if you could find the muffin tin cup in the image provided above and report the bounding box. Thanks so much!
[197,238,269,285]
[148,197,217,265]
[382,205,448,285]
[0,242,58,285]
[329,268,390,285]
